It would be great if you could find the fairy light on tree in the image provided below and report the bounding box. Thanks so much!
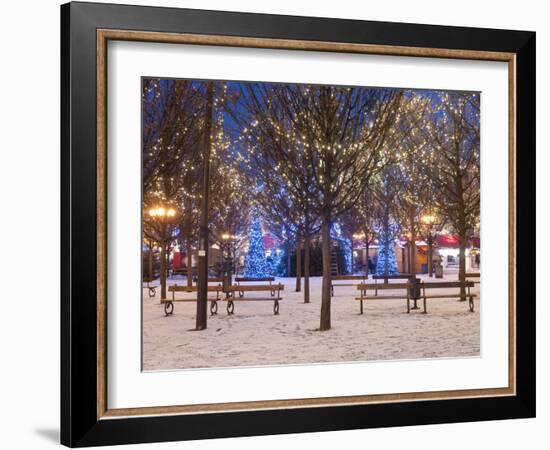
[235,83,405,330]
[416,91,480,299]
[231,82,319,303]
[142,78,206,299]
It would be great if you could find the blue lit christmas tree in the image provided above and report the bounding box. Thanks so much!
[376,229,397,276]
[244,214,269,277]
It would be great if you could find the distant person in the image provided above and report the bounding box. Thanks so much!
[368,257,375,274]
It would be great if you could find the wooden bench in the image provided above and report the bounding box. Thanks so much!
[330,275,368,296]
[371,274,414,297]
[355,283,413,314]
[234,277,275,298]
[225,283,284,315]
[420,281,477,313]
[356,281,477,314]
[162,283,223,316]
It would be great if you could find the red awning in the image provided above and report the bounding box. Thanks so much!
[435,235,480,248]
[435,234,460,248]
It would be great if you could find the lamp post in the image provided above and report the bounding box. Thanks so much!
[221,233,237,290]
[352,232,367,277]
[421,212,438,278]
[148,206,177,299]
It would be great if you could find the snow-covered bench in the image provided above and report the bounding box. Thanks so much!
[225,284,284,315]
[234,277,276,297]
[355,281,477,315]
[330,275,368,296]
[162,283,223,316]
[420,281,477,313]
[355,282,413,314]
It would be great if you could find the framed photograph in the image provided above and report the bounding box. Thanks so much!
[61,1,535,447]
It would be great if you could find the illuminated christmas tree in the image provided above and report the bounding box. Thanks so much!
[244,214,269,277]
[376,229,397,276]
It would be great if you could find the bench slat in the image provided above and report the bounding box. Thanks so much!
[224,298,283,302]
[422,281,475,289]
[161,298,219,303]
[354,296,408,300]
[169,285,221,292]
[357,283,413,290]
[332,275,367,281]
[228,284,284,292]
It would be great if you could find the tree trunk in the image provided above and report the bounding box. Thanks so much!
[286,238,292,277]
[148,242,153,282]
[196,81,213,331]
[160,244,167,299]
[410,230,417,279]
[364,234,370,278]
[427,234,433,277]
[320,217,332,331]
[303,229,310,303]
[383,210,390,278]
[459,231,467,300]
[349,237,354,274]
[186,240,193,287]
[457,168,468,300]
[295,238,302,292]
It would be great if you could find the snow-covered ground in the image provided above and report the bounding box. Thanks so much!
[142,272,480,371]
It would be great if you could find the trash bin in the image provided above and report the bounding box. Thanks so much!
[435,263,443,278]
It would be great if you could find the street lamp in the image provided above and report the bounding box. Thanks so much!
[148,206,177,218]
[353,232,369,277]
[421,212,438,278]
[147,205,178,299]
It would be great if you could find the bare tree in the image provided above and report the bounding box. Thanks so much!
[231,83,320,303]
[142,78,205,299]
[420,92,480,298]
[236,83,403,330]
[371,169,402,276]
[392,95,434,279]
[339,182,379,276]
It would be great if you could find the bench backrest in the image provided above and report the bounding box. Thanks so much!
[465,273,480,278]
[332,275,367,281]
[357,283,413,290]
[230,283,284,291]
[235,277,275,282]
[421,281,475,289]
[169,284,221,292]
[169,285,193,292]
